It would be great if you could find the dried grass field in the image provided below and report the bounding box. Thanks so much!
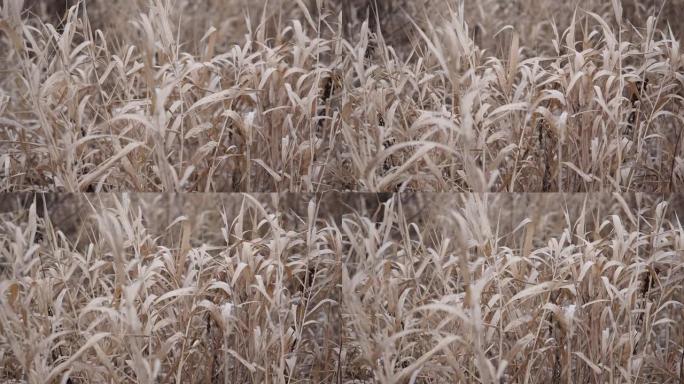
[1,0,683,192]
[0,0,683,383]
[1,193,683,382]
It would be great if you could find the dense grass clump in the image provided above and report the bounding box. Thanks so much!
[1,0,682,191]
[0,193,683,382]
[1,1,683,383]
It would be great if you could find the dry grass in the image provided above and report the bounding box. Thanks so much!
[1,193,342,382]
[0,193,682,383]
[1,0,682,191]
[1,1,684,383]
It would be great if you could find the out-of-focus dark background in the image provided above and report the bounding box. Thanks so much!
[20,0,684,55]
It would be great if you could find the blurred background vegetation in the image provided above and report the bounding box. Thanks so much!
[22,0,684,54]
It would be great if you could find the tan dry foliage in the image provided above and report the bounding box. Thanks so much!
[0,193,682,383]
[0,0,682,192]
